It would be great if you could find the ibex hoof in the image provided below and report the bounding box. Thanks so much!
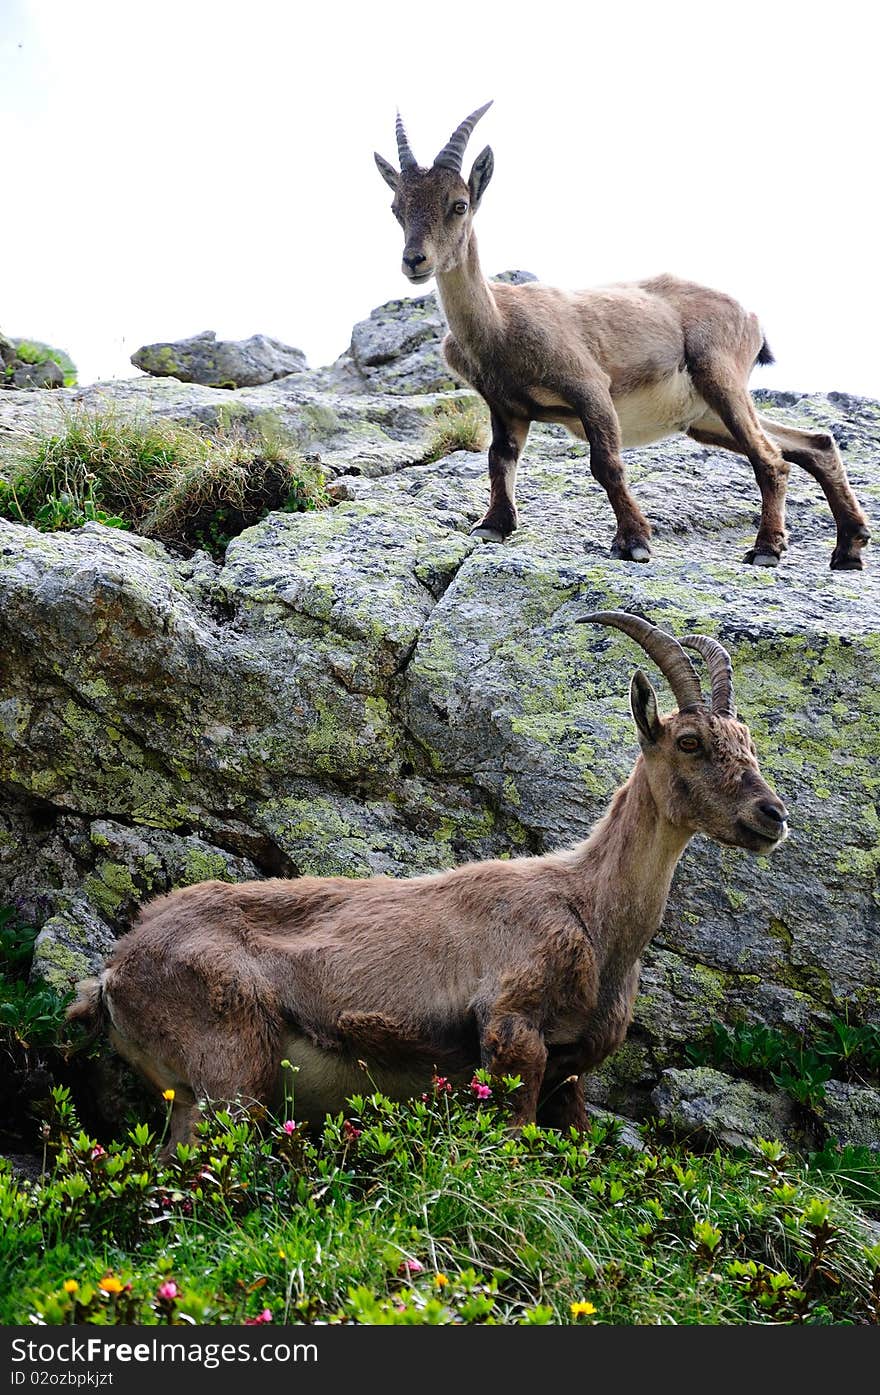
[744,549,780,568]
[830,551,865,571]
[610,540,651,563]
[471,525,506,544]
[831,528,869,570]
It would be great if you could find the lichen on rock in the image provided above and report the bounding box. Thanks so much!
[0,291,878,1132]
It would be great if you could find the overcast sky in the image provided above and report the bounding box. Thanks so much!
[2,0,878,396]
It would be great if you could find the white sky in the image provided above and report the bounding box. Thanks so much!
[2,0,878,395]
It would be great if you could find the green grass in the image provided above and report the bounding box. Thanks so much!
[2,1077,879,1326]
[421,399,488,462]
[0,408,329,557]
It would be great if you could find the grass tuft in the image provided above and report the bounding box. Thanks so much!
[421,399,488,462]
[0,408,329,557]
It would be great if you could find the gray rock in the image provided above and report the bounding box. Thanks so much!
[651,1067,799,1149]
[131,330,307,388]
[9,359,64,389]
[1,338,75,390]
[345,292,455,396]
[819,1081,880,1149]
[32,898,118,994]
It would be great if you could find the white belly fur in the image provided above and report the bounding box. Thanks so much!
[281,1033,450,1123]
[613,371,707,448]
[529,372,708,449]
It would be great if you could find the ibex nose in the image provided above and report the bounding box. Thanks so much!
[758,797,787,826]
[403,251,427,271]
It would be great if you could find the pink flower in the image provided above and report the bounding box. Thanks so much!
[90,1145,106,1160]
[157,1281,178,1301]
[397,1258,424,1276]
[245,1308,272,1325]
[470,1078,492,1100]
[282,1120,297,1135]
[342,1120,362,1142]
[432,1075,452,1095]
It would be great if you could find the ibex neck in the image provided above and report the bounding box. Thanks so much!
[434,233,502,347]
[570,756,692,964]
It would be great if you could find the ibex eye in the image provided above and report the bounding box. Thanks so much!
[453,200,469,214]
[677,735,701,753]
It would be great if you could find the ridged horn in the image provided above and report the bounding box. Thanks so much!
[395,110,418,170]
[433,100,493,173]
[577,611,705,712]
[679,634,736,717]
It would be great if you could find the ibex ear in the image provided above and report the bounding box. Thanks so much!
[630,669,661,747]
[468,145,494,207]
[374,153,399,191]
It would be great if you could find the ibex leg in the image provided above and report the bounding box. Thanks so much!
[471,410,530,543]
[687,369,791,565]
[756,414,870,570]
[573,385,653,561]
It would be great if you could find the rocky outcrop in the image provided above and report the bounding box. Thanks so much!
[334,271,538,395]
[131,331,307,388]
[1,291,878,1145]
[651,1068,799,1150]
[1,332,75,390]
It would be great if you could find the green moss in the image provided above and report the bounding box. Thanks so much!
[83,861,138,918]
[179,848,236,887]
[31,934,91,994]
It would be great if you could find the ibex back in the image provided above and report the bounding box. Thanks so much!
[375,104,870,571]
[69,614,788,1147]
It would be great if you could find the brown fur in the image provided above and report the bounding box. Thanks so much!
[377,130,870,570]
[69,651,788,1145]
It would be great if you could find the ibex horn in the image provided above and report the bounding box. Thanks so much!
[679,634,736,717]
[433,101,493,173]
[577,610,706,713]
[395,111,418,171]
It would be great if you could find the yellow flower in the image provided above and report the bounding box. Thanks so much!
[570,1301,597,1318]
[278,1250,287,1260]
[99,1275,124,1295]
[162,1088,175,1102]
[434,1274,449,1288]
[63,1280,79,1295]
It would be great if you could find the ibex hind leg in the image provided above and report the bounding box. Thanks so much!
[686,380,791,567]
[755,414,870,570]
[689,406,871,570]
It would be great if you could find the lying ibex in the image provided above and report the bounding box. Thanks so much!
[375,104,870,571]
[68,613,788,1145]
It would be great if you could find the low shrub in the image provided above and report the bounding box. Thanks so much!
[3,1071,879,1325]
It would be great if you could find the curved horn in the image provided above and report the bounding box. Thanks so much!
[395,110,418,170]
[577,610,705,712]
[679,634,736,717]
[433,100,493,173]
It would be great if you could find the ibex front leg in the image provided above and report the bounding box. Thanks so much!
[471,410,530,543]
[478,1005,547,1127]
[574,384,652,561]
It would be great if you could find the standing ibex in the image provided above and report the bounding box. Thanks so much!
[68,614,788,1145]
[375,104,870,571]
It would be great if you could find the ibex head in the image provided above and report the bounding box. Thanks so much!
[580,612,789,854]
[374,103,494,284]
